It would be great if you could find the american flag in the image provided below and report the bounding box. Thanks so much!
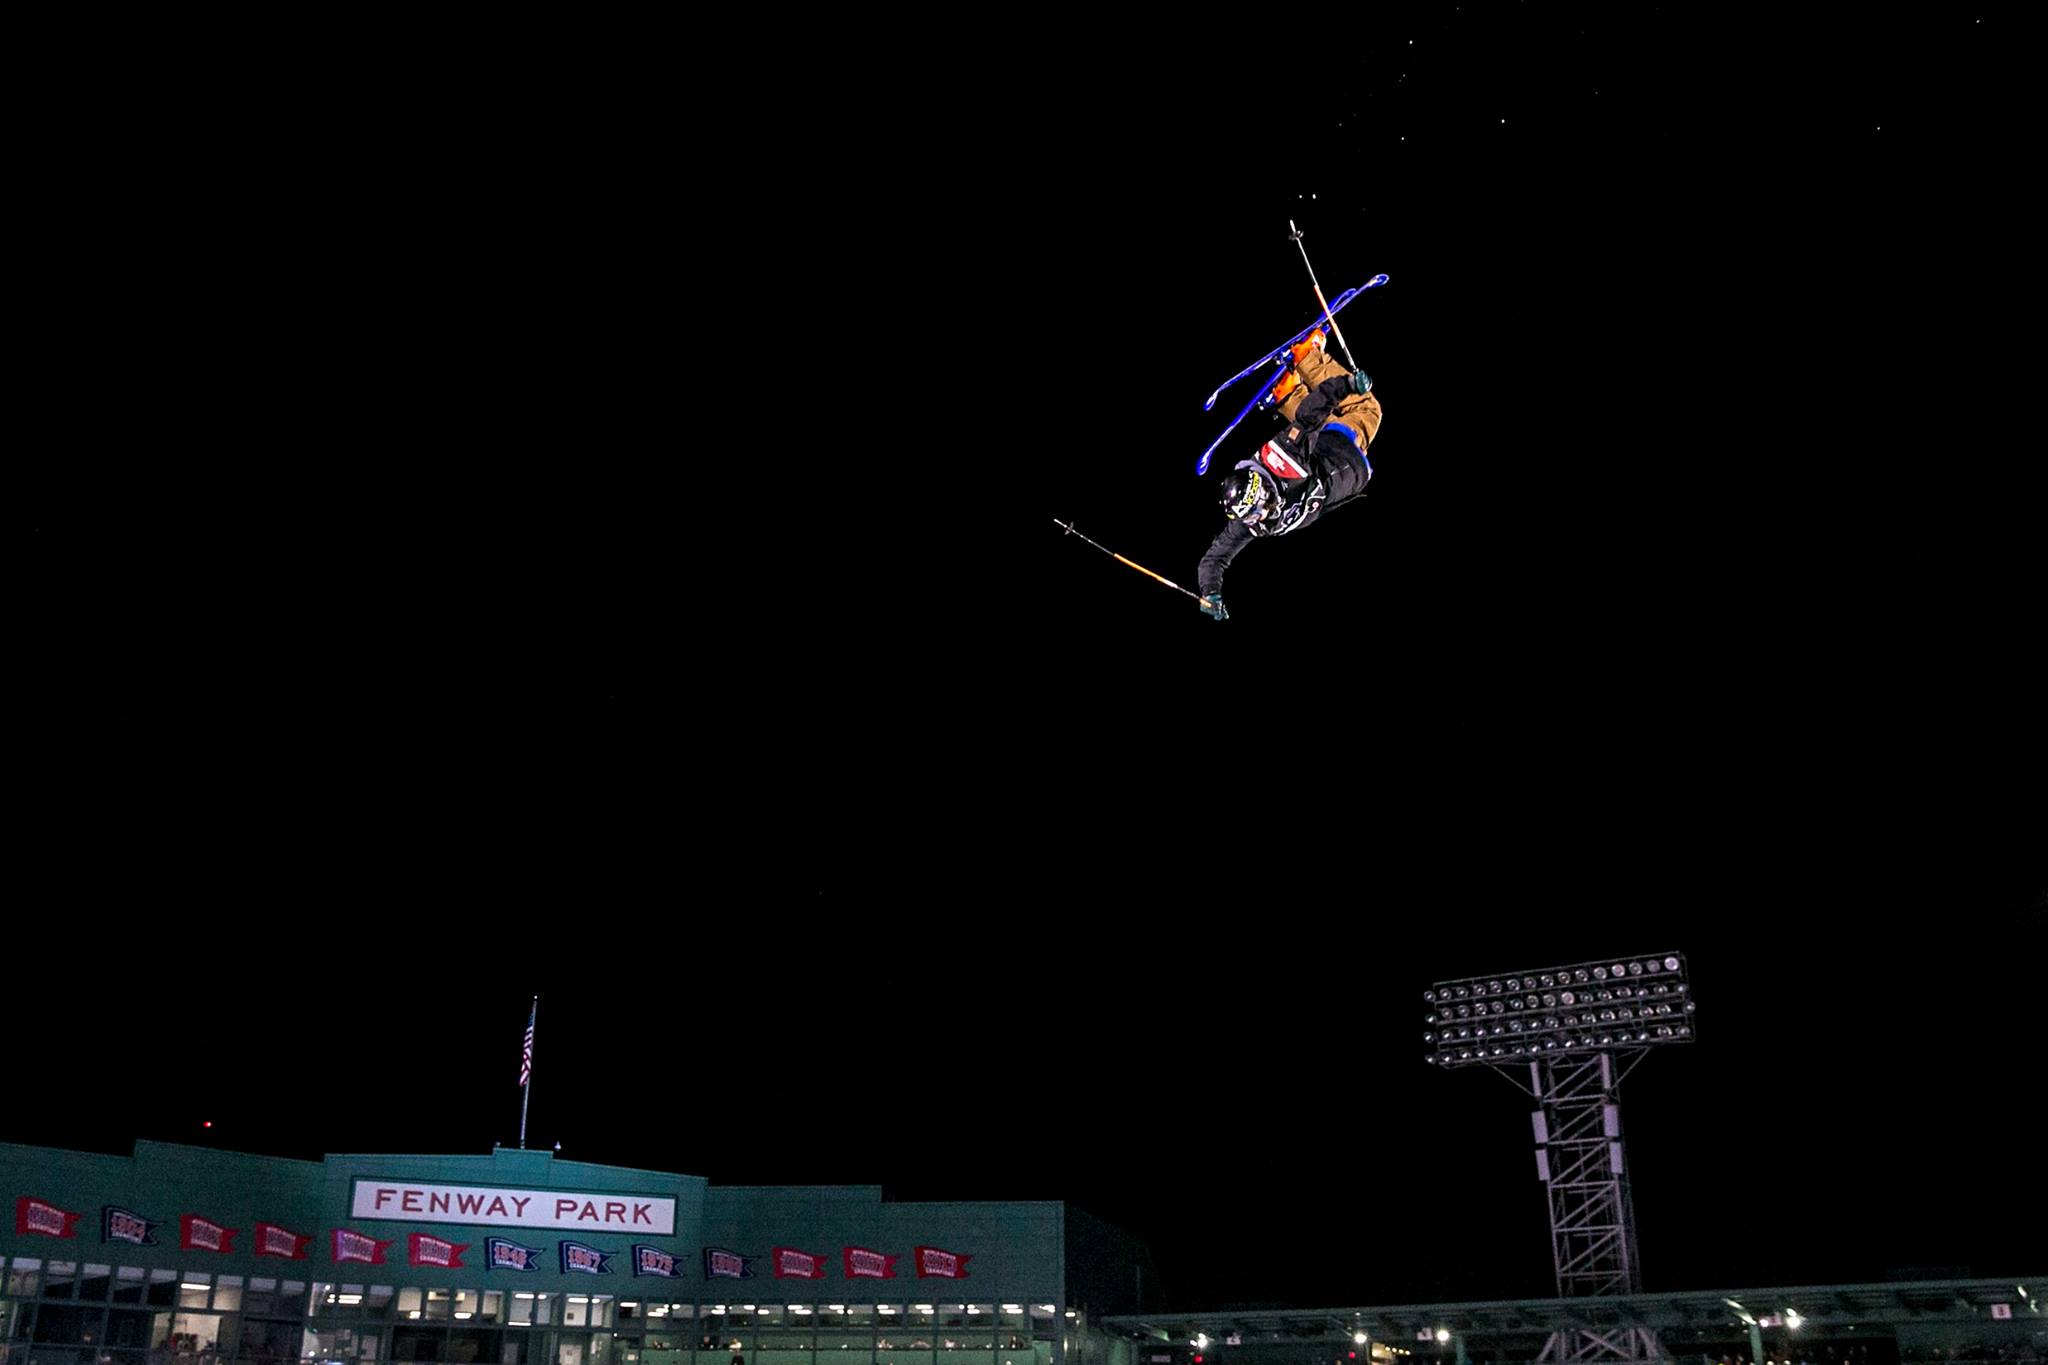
[519,1001,536,1087]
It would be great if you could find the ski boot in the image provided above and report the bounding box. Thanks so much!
[1265,329,1326,405]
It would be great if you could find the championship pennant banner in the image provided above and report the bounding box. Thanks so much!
[181,1216,238,1254]
[333,1229,394,1265]
[914,1247,971,1279]
[772,1248,829,1280]
[103,1207,160,1247]
[255,1224,313,1260]
[842,1247,898,1280]
[704,1248,756,1280]
[633,1246,681,1278]
[486,1237,545,1272]
[410,1234,471,1269]
[16,1198,80,1238]
[561,1242,615,1276]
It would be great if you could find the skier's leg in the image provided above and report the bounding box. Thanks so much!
[1328,391,1383,446]
[1278,348,1353,423]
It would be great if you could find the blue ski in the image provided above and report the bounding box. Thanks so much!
[1196,274,1389,475]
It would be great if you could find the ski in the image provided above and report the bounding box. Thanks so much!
[1194,274,1388,476]
[1202,274,1389,411]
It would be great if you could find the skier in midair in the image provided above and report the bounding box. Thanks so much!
[1196,329,1382,621]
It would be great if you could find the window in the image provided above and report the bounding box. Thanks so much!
[939,1307,992,1347]
[709,1322,754,1355]
[177,1276,212,1312]
[211,1279,242,1314]
[282,1284,309,1311]
[106,1308,157,1349]
[944,1307,994,1365]
[5,1261,42,1299]
[75,1269,111,1304]
[390,1326,439,1363]
[761,1303,816,1365]
[30,1304,99,1346]
[247,1281,309,1320]
[365,1289,396,1322]
[320,1327,369,1364]
[238,1319,301,1365]
[112,1269,148,1307]
[167,1310,224,1361]
[821,1305,874,1356]
[426,1293,454,1324]
[446,1328,500,1364]
[876,1304,931,1365]
[43,1265,76,1302]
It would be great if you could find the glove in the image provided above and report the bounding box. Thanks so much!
[1349,369,1374,396]
[1199,594,1230,621]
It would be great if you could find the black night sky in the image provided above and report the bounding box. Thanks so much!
[16,3,2043,1321]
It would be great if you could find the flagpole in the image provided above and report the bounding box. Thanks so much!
[519,996,537,1150]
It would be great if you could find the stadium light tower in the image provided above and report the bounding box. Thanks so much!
[1424,952,1698,1365]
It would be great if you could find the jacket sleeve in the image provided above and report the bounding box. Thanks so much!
[1309,428,1370,506]
[1288,373,1356,432]
[1197,519,1253,597]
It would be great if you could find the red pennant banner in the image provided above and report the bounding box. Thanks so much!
[914,1246,972,1279]
[772,1247,829,1279]
[332,1228,394,1265]
[180,1216,239,1254]
[843,1246,899,1279]
[408,1234,470,1269]
[254,1223,313,1260]
[15,1197,81,1238]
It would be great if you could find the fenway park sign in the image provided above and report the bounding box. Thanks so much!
[349,1182,675,1236]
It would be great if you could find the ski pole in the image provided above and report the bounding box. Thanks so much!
[1289,220,1360,372]
[1052,519,1209,606]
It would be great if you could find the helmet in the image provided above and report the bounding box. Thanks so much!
[1219,465,1273,524]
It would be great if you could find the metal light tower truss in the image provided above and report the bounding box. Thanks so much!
[1424,953,1698,1365]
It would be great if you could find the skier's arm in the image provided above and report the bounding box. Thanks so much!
[1197,519,1253,598]
[1291,371,1372,431]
